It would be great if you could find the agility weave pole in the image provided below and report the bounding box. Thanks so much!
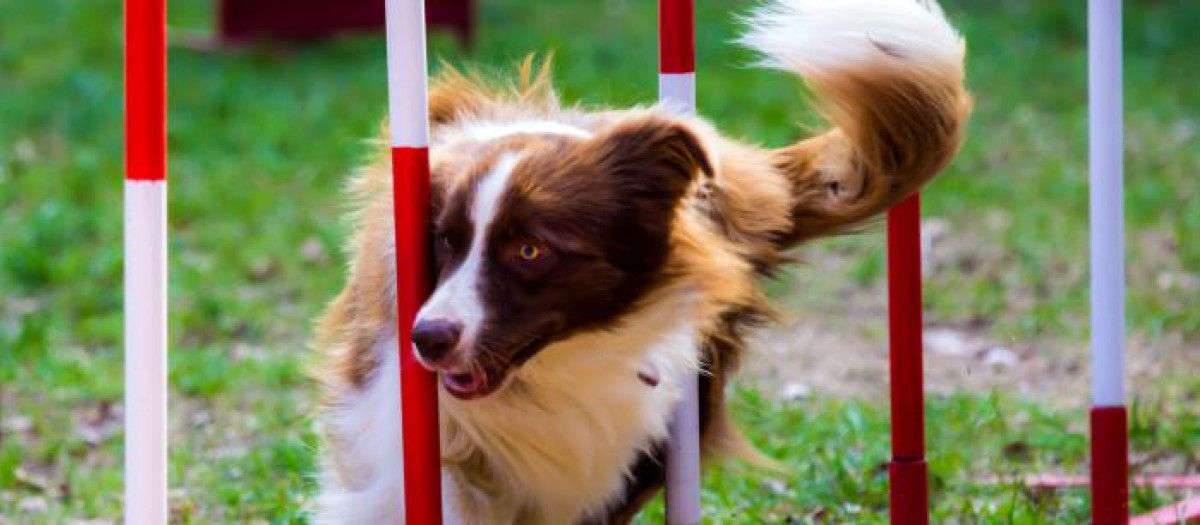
[885,4,1135,524]
[384,0,444,523]
[658,1,703,523]
[1088,1,1129,524]
[886,194,929,525]
[124,0,169,523]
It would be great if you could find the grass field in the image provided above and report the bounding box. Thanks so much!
[1,0,1198,523]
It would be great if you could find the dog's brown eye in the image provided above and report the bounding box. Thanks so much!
[517,243,542,261]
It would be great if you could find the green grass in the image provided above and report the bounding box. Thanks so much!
[1,0,1198,522]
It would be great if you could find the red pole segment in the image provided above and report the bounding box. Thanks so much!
[886,194,929,525]
[393,147,441,524]
[126,0,167,181]
[1091,407,1129,525]
[125,0,166,180]
[384,0,443,523]
[124,0,168,523]
[659,0,695,74]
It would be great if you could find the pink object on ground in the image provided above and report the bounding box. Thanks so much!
[1130,495,1200,525]
[977,474,1200,490]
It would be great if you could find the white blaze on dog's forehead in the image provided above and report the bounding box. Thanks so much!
[415,153,521,350]
[465,120,593,142]
[472,153,521,225]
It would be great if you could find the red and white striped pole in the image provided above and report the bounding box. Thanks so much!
[124,0,168,523]
[659,1,702,524]
[384,1,443,523]
[886,194,929,525]
[1087,1,1128,524]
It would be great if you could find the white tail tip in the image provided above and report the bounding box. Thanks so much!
[740,0,965,76]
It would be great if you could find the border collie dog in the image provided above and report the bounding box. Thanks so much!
[313,0,971,522]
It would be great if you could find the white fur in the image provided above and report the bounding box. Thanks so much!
[415,154,521,356]
[313,335,468,525]
[314,334,406,524]
[740,0,964,75]
[464,120,593,142]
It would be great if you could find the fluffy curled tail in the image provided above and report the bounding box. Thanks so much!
[741,0,973,245]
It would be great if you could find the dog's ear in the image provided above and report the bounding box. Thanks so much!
[555,116,711,274]
[589,115,713,207]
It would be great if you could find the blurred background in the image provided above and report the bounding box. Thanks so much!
[1,0,1197,522]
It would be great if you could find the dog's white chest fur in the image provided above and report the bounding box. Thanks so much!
[315,298,702,525]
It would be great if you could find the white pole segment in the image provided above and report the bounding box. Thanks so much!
[386,0,431,148]
[660,70,702,525]
[659,73,697,115]
[124,180,168,524]
[665,371,702,525]
[1088,0,1125,408]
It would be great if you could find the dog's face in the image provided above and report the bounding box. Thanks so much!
[412,117,711,399]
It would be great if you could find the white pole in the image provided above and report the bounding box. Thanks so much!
[386,0,430,150]
[1089,0,1124,410]
[124,181,168,524]
[660,73,697,114]
[124,0,168,522]
[1088,2,1129,524]
[385,1,444,523]
[660,69,702,525]
[664,363,702,525]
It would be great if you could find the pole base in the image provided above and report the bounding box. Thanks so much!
[1091,406,1129,525]
[889,458,929,525]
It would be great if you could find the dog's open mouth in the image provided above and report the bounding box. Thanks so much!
[441,366,492,399]
[439,333,551,400]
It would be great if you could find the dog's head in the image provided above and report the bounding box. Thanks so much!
[412,116,711,399]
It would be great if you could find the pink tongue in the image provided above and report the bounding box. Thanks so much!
[442,369,486,393]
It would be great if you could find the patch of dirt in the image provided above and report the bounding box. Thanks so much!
[739,221,1200,409]
[741,310,1200,410]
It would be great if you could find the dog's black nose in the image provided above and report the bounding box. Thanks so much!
[411,319,462,363]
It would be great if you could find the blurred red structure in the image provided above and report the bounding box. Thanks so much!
[218,0,473,44]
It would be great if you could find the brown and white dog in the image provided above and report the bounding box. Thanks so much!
[312,0,971,523]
